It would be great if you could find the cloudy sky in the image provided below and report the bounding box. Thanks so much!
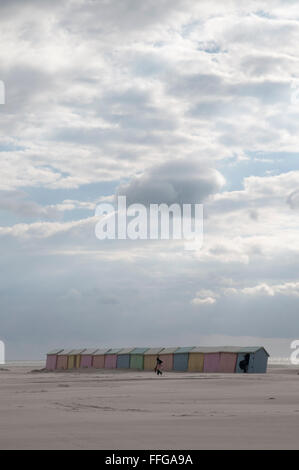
[1,0,299,359]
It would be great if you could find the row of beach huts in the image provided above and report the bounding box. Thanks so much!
[46,346,269,373]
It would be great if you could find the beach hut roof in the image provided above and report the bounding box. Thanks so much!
[218,346,270,356]
[106,348,121,354]
[68,348,86,355]
[191,347,222,353]
[191,346,270,356]
[93,348,111,355]
[118,347,135,355]
[175,347,195,354]
[236,346,270,356]
[57,349,74,355]
[47,348,64,355]
[131,347,149,354]
[144,347,164,355]
[81,348,99,355]
[159,347,179,354]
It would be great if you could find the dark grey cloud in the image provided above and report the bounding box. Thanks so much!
[117,160,225,206]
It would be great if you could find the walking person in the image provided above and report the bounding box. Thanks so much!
[155,356,163,376]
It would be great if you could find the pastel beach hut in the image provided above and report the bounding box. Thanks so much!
[143,347,164,371]
[56,349,74,370]
[80,348,99,368]
[67,349,86,369]
[117,348,135,369]
[192,346,269,373]
[130,347,149,370]
[92,348,111,369]
[46,349,64,371]
[235,347,269,373]
[158,347,179,371]
[218,347,238,373]
[189,347,232,373]
[104,348,121,369]
[203,347,221,373]
[188,347,205,372]
[173,347,195,371]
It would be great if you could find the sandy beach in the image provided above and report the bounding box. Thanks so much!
[0,364,299,450]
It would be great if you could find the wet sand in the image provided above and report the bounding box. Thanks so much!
[0,364,299,449]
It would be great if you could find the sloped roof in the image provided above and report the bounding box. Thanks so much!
[68,348,86,355]
[53,345,269,357]
[190,346,270,356]
[159,347,179,354]
[118,347,135,355]
[174,347,195,354]
[106,348,121,354]
[131,347,149,354]
[191,347,221,353]
[57,349,74,355]
[47,348,64,355]
[144,347,164,355]
[81,348,99,355]
[237,346,270,356]
[93,348,111,355]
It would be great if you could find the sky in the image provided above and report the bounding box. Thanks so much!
[1,0,299,360]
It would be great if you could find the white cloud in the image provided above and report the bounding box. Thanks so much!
[219,281,299,298]
[241,281,299,297]
[191,289,218,306]
[0,217,96,239]
[191,296,216,305]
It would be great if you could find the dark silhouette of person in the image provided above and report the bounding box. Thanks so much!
[239,353,250,373]
[155,356,163,376]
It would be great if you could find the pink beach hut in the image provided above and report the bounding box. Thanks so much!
[92,348,111,369]
[104,348,121,369]
[158,347,179,371]
[203,348,221,373]
[219,350,238,373]
[46,349,64,371]
[56,349,73,370]
[80,348,99,368]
